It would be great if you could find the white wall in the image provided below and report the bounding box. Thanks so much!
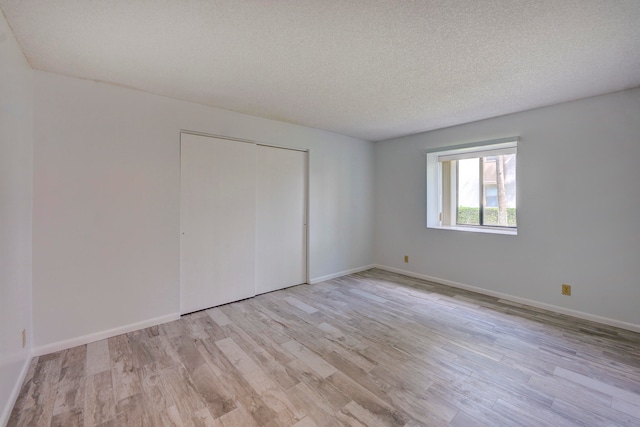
[374,88,640,329]
[0,11,33,425]
[33,71,374,350]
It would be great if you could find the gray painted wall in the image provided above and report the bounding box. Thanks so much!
[0,11,33,425]
[374,88,640,327]
[32,71,374,349]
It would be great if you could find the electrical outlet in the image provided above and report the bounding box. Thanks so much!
[22,329,26,348]
[404,255,409,263]
[562,284,571,296]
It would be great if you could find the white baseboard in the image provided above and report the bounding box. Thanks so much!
[309,264,377,285]
[374,265,640,334]
[1,353,32,427]
[32,313,180,357]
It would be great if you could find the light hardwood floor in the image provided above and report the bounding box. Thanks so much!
[8,269,640,426]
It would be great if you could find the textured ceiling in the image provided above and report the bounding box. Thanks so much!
[1,1,639,141]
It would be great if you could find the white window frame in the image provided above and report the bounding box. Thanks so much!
[426,137,519,235]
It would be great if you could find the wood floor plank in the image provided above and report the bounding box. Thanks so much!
[554,365,640,402]
[136,364,176,413]
[389,386,459,425]
[220,320,298,390]
[612,397,640,419]
[219,406,260,427]
[114,392,159,426]
[215,337,279,395]
[84,369,116,426]
[191,407,223,427]
[492,395,583,426]
[491,398,556,426]
[86,340,110,376]
[160,364,208,420]
[215,337,301,423]
[108,334,141,402]
[291,416,319,427]
[188,362,236,418]
[14,356,62,426]
[347,288,389,304]
[52,360,85,416]
[551,397,639,426]
[49,407,83,427]
[197,338,279,426]
[336,400,392,427]
[284,296,319,314]
[282,340,337,379]
[286,384,342,427]
[286,359,351,412]
[159,404,186,426]
[7,268,640,426]
[528,371,613,409]
[206,307,232,326]
[449,410,486,427]
[60,345,86,368]
[327,371,407,427]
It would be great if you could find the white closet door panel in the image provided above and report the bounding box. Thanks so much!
[180,133,256,314]
[255,145,307,294]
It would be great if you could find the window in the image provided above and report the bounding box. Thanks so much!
[426,138,518,235]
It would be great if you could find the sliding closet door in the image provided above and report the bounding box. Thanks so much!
[255,145,307,294]
[180,133,256,314]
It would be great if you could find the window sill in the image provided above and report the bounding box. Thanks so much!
[430,225,518,236]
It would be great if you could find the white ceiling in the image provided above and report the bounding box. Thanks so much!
[2,1,639,141]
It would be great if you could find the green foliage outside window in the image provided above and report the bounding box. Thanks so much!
[457,207,517,227]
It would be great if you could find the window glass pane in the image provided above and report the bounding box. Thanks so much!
[485,184,498,207]
[483,154,517,226]
[457,158,480,225]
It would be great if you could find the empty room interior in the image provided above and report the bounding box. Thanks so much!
[2,1,640,426]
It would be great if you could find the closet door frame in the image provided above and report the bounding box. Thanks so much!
[179,130,309,314]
